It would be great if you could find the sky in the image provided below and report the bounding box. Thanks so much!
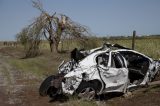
[0,0,160,41]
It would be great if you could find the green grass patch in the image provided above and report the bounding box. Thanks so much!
[65,99,97,106]
[8,51,70,77]
[9,57,50,77]
[143,85,160,93]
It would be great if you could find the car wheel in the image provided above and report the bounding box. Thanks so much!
[39,75,54,96]
[47,86,59,98]
[76,81,98,100]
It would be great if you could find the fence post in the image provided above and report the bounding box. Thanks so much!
[132,30,136,50]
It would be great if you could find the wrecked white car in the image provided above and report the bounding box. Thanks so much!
[39,43,160,100]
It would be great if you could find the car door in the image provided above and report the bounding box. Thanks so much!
[118,50,150,76]
[98,52,128,92]
[118,50,151,84]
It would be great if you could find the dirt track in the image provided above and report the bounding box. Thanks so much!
[0,51,56,106]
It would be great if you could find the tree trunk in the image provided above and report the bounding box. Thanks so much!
[49,40,59,53]
[50,42,57,53]
[48,20,63,53]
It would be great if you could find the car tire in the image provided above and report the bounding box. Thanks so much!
[39,75,55,96]
[76,81,100,100]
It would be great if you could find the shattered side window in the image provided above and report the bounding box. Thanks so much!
[96,53,109,67]
[119,51,150,74]
[111,53,124,68]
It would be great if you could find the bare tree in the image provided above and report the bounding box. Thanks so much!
[17,0,89,57]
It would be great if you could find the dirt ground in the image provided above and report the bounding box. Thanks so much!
[0,46,58,106]
[0,45,160,106]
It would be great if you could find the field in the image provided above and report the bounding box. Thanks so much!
[0,37,160,106]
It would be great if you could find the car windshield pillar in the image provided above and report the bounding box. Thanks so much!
[111,52,124,68]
